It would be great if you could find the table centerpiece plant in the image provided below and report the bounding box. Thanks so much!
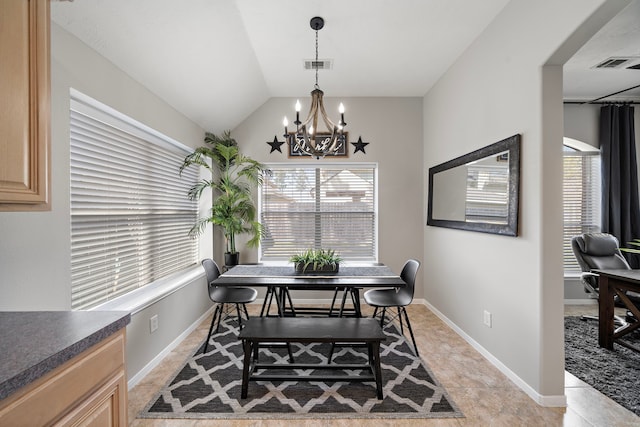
[289,248,342,274]
[180,130,266,267]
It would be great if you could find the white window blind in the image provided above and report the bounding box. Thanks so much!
[563,148,601,274]
[260,164,377,261]
[70,92,199,310]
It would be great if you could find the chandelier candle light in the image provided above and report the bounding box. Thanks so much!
[283,17,347,159]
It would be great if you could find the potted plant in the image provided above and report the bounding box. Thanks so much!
[180,131,265,266]
[289,248,342,274]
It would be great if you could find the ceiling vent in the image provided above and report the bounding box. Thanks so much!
[304,59,332,70]
[593,57,640,69]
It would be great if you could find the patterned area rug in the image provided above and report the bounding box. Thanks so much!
[564,316,640,416]
[140,320,463,420]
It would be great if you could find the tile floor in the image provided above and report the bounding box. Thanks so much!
[128,303,639,426]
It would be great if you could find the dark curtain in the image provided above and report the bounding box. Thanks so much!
[600,104,640,267]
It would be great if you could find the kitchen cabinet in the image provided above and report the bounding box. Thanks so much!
[0,0,51,210]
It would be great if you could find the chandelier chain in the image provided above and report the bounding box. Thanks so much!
[315,27,319,89]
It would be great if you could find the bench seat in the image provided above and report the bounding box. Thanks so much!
[238,317,386,399]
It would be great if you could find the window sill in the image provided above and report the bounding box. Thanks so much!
[90,265,204,315]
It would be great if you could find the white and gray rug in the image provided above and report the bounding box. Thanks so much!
[140,320,463,420]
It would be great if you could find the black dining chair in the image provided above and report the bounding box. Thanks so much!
[363,259,421,356]
[202,258,258,353]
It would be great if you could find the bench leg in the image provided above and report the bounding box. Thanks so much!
[241,339,253,398]
[370,341,384,400]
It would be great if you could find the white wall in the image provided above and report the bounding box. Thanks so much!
[422,0,628,403]
[232,97,425,299]
[0,23,213,382]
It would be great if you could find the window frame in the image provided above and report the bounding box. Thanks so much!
[69,89,201,310]
[258,162,379,264]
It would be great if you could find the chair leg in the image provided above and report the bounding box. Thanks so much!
[397,307,404,335]
[380,307,387,327]
[204,304,220,353]
[214,303,225,333]
[401,306,419,357]
[242,303,250,321]
[372,306,379,319]
[236,304,243,329]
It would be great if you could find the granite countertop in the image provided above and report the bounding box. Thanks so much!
[0,311,130,401]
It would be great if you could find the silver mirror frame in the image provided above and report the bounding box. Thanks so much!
[427,134,521,236]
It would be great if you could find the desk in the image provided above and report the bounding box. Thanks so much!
[594,269,640,351]
[213,264,405,317]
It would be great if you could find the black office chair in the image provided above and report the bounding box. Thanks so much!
[571,233,640,325]
[202,258,258,353]
[363,259,421,356]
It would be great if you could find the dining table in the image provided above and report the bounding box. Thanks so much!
[212,264,406,317]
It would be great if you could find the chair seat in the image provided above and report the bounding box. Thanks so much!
[363,288,412,308]
[210,286,258,304]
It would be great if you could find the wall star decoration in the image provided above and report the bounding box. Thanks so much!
[267,136,285,153]
[351,136,369,154]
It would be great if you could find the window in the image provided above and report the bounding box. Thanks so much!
[259,164,377,262]
[70,91,199,310]
[563,139,601,274]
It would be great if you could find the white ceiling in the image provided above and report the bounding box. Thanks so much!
[51,0,640,133]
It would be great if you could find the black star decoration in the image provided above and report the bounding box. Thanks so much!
[267,135,285,153]
[351,136,369,154]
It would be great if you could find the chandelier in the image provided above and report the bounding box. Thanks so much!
[282,17,346,159]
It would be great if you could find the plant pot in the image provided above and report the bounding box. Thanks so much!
[294,262,339,275]
[225,252,239,267]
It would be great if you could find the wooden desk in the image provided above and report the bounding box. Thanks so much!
[214,264,405,317]
[594,269,640,351]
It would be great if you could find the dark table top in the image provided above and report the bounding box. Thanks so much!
[594,269,640,285]
[215,264,405,289]
[0,310,130,401]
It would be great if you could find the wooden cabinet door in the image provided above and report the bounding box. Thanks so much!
[0,0,50,210]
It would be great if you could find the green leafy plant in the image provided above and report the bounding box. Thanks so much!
[620,239,640,254]
[180,131,266,254]
[289,248,342,272]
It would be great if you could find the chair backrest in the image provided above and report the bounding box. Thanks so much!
[398,259,421,300]
[571,233,630,292]
[201,258,221,287]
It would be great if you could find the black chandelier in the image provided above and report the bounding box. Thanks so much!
[282,17,346,159]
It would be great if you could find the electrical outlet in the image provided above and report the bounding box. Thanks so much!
[483,310,492,328]
[150,314,159,333]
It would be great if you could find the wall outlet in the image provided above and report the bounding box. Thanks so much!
[150,314,159,333]
[483,310,492,328]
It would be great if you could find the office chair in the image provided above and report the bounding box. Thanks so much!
[363,259,421,356]
[571,233,640,325]
[202,258,258,353]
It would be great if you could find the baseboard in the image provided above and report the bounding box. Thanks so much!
[127,306,214,389]
[417,299,567,408]
[564,299,597,305]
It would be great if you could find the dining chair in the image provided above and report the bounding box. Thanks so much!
[363,259,421,356]
[202,258,258,353]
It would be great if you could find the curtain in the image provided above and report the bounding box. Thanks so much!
[600,104,640,267]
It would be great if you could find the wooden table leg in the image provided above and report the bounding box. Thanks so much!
[241,339,252,398]
[598,275,615,349]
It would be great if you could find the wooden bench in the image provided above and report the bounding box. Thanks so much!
[238,317,386,399]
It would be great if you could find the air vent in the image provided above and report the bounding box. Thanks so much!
[627,63,640,70]
[593,57,639,69]
[304,59,333,70]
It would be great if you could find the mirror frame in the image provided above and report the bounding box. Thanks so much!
[427,134,521,236]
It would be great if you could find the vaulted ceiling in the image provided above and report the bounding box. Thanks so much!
[51,0,640,133]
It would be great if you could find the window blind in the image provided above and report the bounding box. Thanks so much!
[563,150,601,274]
[70,93,199,310]
[260,164,377,261]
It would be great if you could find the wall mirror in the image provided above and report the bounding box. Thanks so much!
[427,134,521,236]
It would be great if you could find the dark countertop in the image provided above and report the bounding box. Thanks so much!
[0,310,130,401]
